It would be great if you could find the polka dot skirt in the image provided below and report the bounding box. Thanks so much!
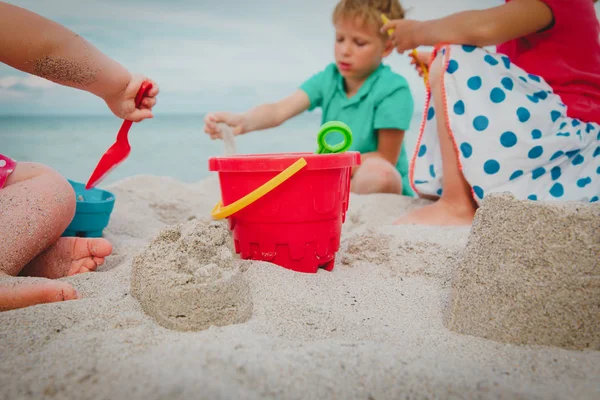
[411,45,600,204]
[0,154,16,190]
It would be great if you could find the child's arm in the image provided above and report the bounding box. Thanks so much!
[361,130,404,167]
[0,2,158,121]
[382,0,554,51]
[204,90,310,137]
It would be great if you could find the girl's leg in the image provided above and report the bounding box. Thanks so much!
[394,55,477,225]
[0,162,112,311]
[351,157,403,195]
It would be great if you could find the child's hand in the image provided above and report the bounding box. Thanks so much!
[103,74,159,123]
[409,51,433,78]
[204,112,248,139]
[381,19,421,54]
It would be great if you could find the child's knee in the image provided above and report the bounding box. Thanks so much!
[429,50,447,91]
[352,158,403,194]
[429,44,465,91]
[15,162,76,229]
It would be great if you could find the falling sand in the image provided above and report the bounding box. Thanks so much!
[0,175,599,399]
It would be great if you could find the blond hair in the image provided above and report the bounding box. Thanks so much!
[332,0,406,33]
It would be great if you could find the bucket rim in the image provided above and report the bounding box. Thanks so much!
[208,151,360,172]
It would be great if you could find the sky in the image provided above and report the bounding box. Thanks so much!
[1,0,599,116]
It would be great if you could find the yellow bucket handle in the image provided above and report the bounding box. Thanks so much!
[211,157,307,220]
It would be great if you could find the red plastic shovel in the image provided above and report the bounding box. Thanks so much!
[85,81,153,190]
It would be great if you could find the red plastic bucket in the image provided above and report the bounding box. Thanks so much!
[209,152,360,273]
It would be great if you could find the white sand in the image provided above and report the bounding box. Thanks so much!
[1,175,599,400]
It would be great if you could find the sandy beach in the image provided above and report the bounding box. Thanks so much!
[1,174,599,400]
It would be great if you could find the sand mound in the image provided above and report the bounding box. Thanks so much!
[130,219,253,332]
[340,225,468,280]
[446,193,600,350]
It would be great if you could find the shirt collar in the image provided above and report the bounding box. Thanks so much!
[335,63,385,106]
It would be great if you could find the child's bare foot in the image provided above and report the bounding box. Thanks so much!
[20,237,113,279]
[394,199,476,226]
[0,275,78,311]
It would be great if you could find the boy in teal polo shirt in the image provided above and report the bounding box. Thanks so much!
[204,0,414,196]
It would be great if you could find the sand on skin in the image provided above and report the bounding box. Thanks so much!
[0,174,598,400]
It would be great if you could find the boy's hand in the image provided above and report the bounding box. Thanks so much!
[204,112,247,139]
[409,51,433,78]
[381,19,421,54]
[103,74,159,123]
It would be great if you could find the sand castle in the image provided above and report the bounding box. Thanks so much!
[131,219,253,332]
[447,193,600,350]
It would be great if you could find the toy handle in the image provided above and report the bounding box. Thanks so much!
[116,80,153,141]
[211,158,307,220]
[316,121,353,154]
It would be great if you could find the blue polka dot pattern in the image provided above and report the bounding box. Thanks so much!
[454,100,465,115]
[532,167,546,179]
[429,165,436,178]
[509,170,523,180]
[550,183,564,198]
[468,76,482,90]
[517,107,531,122]
[528,146,543,159]
[501,77,514,91]
[484,55,499,66]
[473,116,489,131]
[577,177,591,188]
[447,60,459,74]
[500,131,517,147]
[534,91,548,100]
[460,143,473,158]
[572,154,584,166]
[427,106,435,120]
[411,50,599,206]
[490,88,506,103]
[484,159,500,174]
[591,196,599,203]
[566,150,580,158]
[550,150,564,161]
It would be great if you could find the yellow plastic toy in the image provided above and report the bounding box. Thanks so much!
[381,14,429,83]
[211,157,307,220]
